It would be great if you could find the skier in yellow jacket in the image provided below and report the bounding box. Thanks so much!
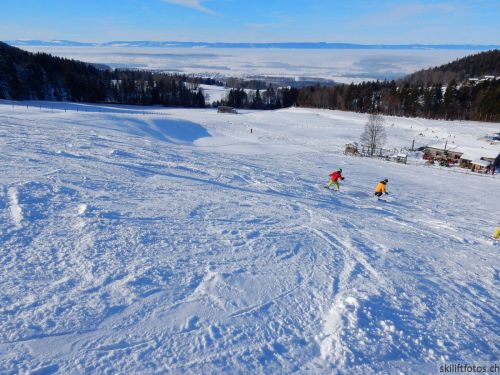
[493,226,500,240]
[374,179,389,198]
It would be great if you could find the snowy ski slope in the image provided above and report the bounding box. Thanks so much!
[0,102,499,374]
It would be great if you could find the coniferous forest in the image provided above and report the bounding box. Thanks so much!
[0,42,205,107]
[295,76,499,122]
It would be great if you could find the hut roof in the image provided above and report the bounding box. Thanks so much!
[472,159,490,167]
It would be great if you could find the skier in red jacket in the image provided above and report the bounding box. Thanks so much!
[326,168,344,191]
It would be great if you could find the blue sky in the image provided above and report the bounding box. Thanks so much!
[1,0,499,43]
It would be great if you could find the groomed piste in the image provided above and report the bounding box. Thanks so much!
[1,101,499,374]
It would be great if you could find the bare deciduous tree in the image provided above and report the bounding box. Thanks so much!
[360,114,387,156]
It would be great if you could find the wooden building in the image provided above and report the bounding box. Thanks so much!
[481,155,499,166]
[460,151,500,171]
[471,159,491,173]
[423,146,463,164]
[217,106,238,114]
[459,155,473,169]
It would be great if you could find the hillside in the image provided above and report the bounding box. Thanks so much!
[0,41,104,101]
[0,42,205,107]
[403,49,500,85]
[1,102,499,374]
[296,50,500,122]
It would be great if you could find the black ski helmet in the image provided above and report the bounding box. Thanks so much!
[383,178,388,183]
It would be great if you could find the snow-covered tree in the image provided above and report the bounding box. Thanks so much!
[360,114,387,156]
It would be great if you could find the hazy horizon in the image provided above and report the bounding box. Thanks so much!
[14,45,482,83]
[6,39,500,49]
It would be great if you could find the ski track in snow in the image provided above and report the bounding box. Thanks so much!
[0,102,499,374]
[7,187,23,228]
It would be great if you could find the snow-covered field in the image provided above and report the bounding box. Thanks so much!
[198,84,229,104]
[1,102,499,374]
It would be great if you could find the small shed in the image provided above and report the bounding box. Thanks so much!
[344,143,359,156]
[393,153,407,164]
[218,106,237,114]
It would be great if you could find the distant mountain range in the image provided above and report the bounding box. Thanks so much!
[6,40,500,50]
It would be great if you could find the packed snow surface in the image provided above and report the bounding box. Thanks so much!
[0,102,499,374]
[198,84,229,104]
